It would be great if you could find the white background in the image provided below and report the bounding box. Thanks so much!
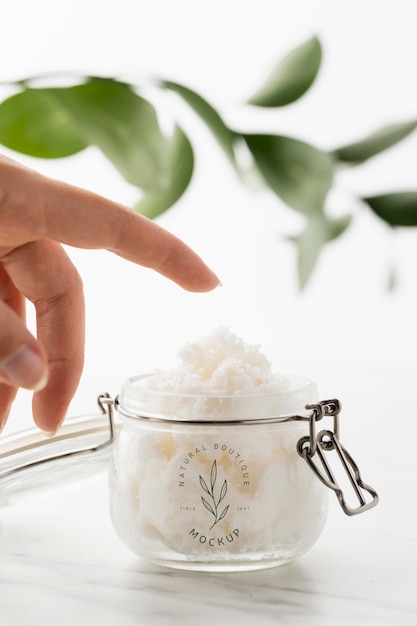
[1,0,416,430]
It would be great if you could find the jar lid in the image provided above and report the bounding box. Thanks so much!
[0,393,117,500]
[117,373,318,422]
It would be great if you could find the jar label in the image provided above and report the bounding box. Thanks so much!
[176,440,253,548]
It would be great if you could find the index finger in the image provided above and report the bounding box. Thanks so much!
[0,156,220,292]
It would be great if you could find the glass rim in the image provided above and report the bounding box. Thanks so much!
[117,373,317,424]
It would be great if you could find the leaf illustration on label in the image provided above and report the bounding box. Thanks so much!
[211,459,217,491]
[219,479,227,503]
[199,475,210,495]
[199,460,230,530]
[201,497,215,516]
[218,505,229,522]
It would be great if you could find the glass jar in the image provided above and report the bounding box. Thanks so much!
[0,378,378,571]
[109,373,329,572]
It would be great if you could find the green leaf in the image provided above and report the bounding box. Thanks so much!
[332,119,417,165]
[45,79,173,192]
[0,88,87,158]
[291,214,352,288]
[247,36,322,107]
[326,213,352,241]
[133,125,194,219]
[362,192,417,226]
[294,218,325,288]
[162,80,237,164]
[244,134,333,215]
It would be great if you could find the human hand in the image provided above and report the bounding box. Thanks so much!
[0,155,219,434]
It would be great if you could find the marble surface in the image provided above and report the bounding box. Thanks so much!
[1,362,417,626]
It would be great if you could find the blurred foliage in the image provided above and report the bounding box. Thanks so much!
[0,36,416,287]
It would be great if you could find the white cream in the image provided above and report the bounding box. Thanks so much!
[144,327,287,397]
[109,328,328,571]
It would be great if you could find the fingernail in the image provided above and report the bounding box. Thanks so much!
[43,430,58,438]
[210,271,222,288]
[0,345,48,391]
[213,271,222,287]
[42,418,64,438]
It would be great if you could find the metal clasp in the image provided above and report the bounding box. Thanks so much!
[297,399,379,516]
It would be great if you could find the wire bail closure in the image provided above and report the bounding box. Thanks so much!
[0,394,379,518]
[297,399,379,516]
